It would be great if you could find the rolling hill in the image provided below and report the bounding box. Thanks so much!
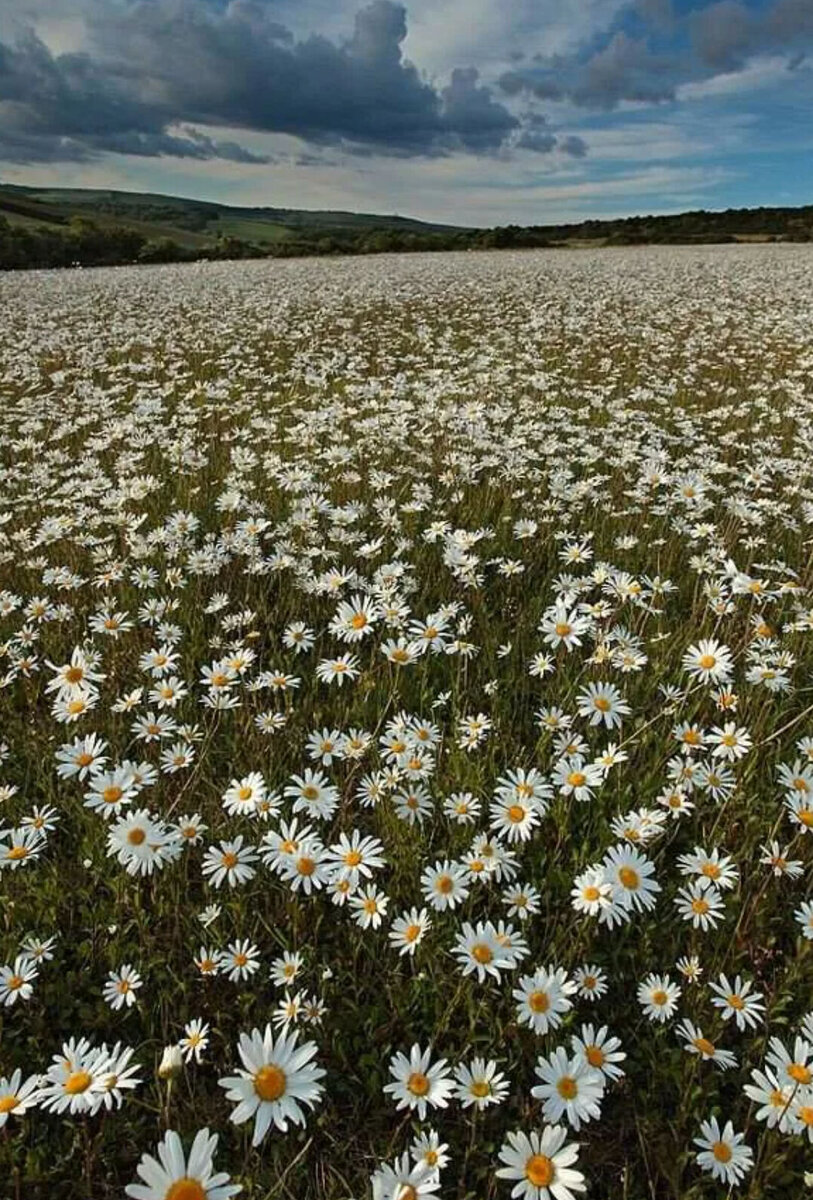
[0,184,465,247]
[1,182,812,270]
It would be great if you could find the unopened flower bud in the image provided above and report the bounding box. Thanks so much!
[158,1044,182,1080]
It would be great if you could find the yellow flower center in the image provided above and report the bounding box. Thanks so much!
[253,1064,286,1102]
[470,1080,491,1098]
[712,1141,732,1163]
[567,771,587,788]
[787,1063,812,1085]
[698,654,716,670]
[585,1045,605,1068]
[103,786,123,805]
[554,623,571,637]
[556,1076,578,1100]
[593,697,610,712]
[404,924,421,943]
[525,1155,554,1187]
[350,613,367,629]
[164,1176,207,1195]
[127,828,146,845]
[507,804,526,823]
[0,1096,18,1114]
[65,666,84,684]
[64,1070,92,1095]
[297,856,316,876]
[472,943,493,964]
[618,867,639,889]
[529,990,550,1013]
[727,994,745,1010]
[693,1037,715,1056]
[407,1071,430,1096]
[652,989,668,1006]
[221,852,239,869]
[344,850,362,867]
[7,847,28,861]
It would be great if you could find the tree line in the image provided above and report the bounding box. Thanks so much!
[2,206,812,270]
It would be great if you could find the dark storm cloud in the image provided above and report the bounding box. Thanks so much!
[498,34,676,110]
[691,0,813,69]
[440,68,519,151]
[0,0,541,163]
[500,0,813,111]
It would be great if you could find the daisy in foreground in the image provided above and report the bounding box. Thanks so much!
[693,1117,753,1185]
[383,1043,454,1120]
[218,1025,325,1145]
[496,1126,586,1200]
[126,1127,241,1200]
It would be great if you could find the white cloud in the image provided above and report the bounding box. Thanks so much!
[676,54,801,101]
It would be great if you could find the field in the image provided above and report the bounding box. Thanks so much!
[0,245,812,1199]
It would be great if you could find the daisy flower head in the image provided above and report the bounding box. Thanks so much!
[383,1043,454,1120]
[126,1126,241,1200]
[571,867,613,918]
[637,973,681,1023]
[389,907,432,956]
[218,1025,325,1145]
[682,638,733,684]
[455,1057,510,1109]
[103,963,143,1010]
[370,1152,440,1200]
[496,1126,586,1200]
[410,1127,450,1172]
[795,900,813,939]
[454,920,518,983]
[514,966,577,1035]
[38,1039,110,1115]
[570,1024,626,1081]
[531,1047,605,1131]
[315,654,360,687]
[693,1117,752,1186]
[602,844,660,916]
[674,877,725,931]
[576,681,630,730]
[675,1020,737,1070]
[709,973,765,1030]
[421,859,470,911]
[180,1019,211,1064]
[201,836,258,889]
[0,955,38,1006]
[575,965,608,1001]
[0,1068,40,1126]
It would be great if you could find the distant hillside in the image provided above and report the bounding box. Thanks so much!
[0,183,811,270]
[0,184,463,244]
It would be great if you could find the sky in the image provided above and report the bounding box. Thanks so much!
[0,0,811,226]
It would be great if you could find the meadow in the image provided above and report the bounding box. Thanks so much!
[0,244,812,1199]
